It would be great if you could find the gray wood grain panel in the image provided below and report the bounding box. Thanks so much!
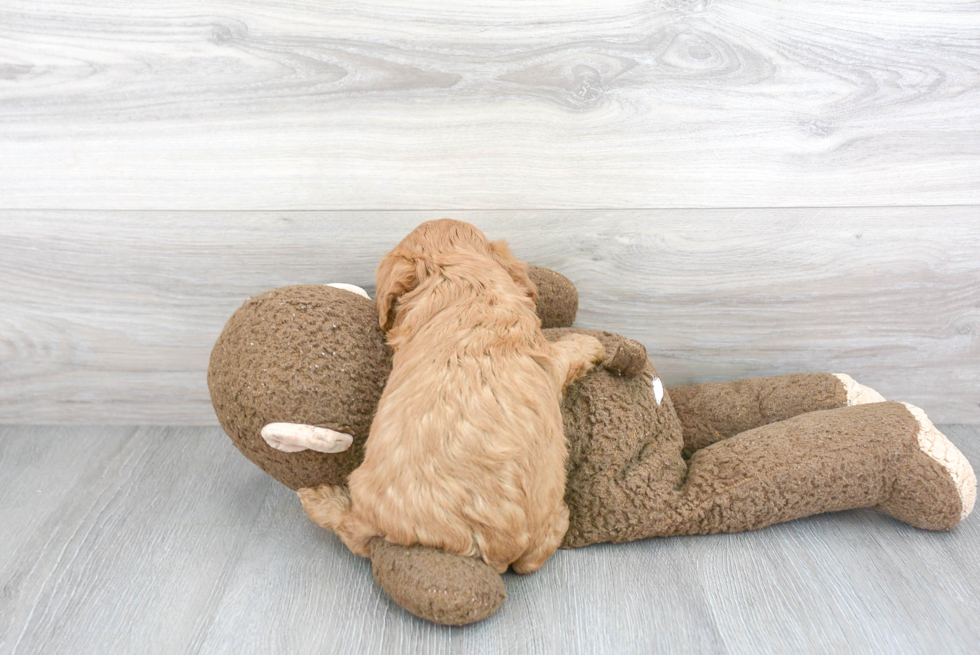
[1,1,978,209]
[0,426,133,612]
[0,426,272,655]
[0,425,978,654]
[2,209,978,424]
[689,512,980,655]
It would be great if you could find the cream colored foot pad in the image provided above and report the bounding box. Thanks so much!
[902,403,977,521]
[834,373,886,405]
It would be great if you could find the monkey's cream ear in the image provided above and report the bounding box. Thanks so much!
[261,423,354,453]
[326,283,370,299]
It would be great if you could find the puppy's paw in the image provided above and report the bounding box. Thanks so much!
[571,334,607,368]
[554,334,607,388]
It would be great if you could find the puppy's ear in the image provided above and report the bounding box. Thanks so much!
[490,239,538,302]
[375,253,418,331]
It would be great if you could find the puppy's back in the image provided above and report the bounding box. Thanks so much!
[351,294,569,571]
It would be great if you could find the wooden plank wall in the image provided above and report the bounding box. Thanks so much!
[1,1,978,424]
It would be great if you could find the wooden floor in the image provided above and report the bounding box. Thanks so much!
[1,424,978,655]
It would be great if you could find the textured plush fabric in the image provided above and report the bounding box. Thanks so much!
[527,265,578,329]
[370,539,505,625]
[669,373,850,457]
[561,393,962,542]
[208,285,391,490]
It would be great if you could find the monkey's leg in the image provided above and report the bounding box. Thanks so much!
[669,373,884,457]
[659,402,975,536]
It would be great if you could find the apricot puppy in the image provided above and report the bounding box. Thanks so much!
[299,219,606,573]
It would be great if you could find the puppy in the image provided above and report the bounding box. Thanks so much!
[299,219,606,574]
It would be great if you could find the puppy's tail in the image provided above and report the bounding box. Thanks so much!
[297,483,353,534]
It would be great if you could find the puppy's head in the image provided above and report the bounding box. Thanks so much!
[375,219,538,331]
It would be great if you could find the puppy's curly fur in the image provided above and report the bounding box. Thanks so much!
[299,219,606,573]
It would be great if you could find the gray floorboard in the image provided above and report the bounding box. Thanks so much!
[1,425,978,654]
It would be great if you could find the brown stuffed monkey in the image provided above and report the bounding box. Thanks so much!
[208,264,975,626]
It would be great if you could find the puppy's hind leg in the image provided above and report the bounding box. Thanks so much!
[550,333,607,389]
[298,483,376,557]
[511,501,570,574]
